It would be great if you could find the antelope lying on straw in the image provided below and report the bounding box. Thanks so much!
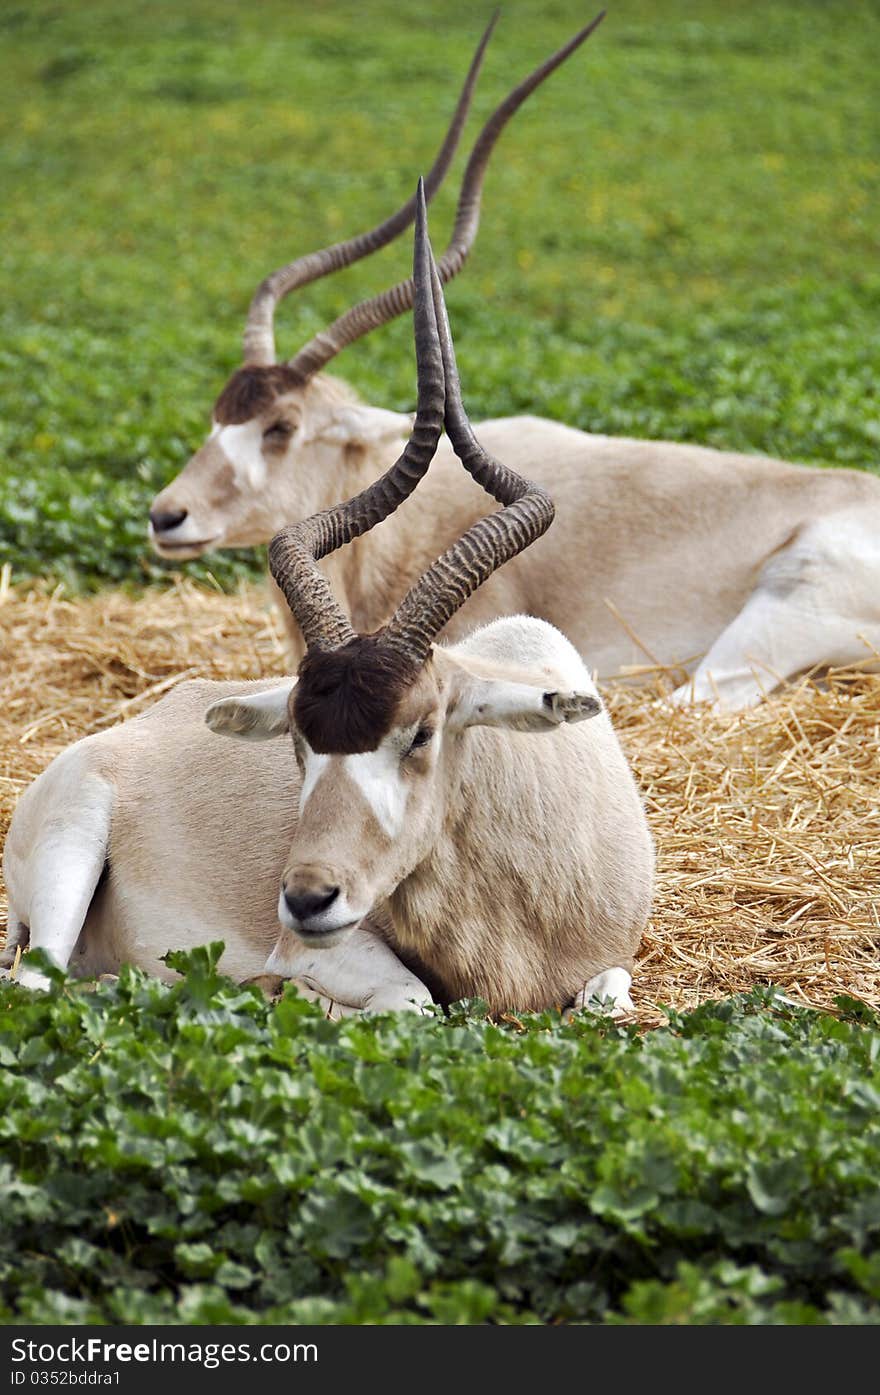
[3,189,653,1017]
[148,17,880,711]
[205,187,654,1014]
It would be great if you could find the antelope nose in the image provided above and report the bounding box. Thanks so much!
[149,508,188,534]
[283,886,340,925]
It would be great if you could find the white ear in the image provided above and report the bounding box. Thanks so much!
[448,678,602,734]
[310,405,414,447]
[205,681,296,741]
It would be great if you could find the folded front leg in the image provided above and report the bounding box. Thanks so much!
[264,922,433,1018]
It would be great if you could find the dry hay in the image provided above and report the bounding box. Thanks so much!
[2,574,878,1027]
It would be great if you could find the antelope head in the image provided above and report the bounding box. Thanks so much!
[148,14,606,559]
[206,185,601,947]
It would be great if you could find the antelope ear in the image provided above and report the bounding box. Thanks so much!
[310,405,415,447]
[205,681,296,741]
[448,675,602,733]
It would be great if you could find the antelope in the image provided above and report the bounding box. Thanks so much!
[148,20,880,712]
[3,190,653,1019]
[205,187,654,1014]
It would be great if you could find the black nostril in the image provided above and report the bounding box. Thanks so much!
[284,886,340,924]
[149,508,188,533]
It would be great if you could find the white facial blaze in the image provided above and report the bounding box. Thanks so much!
[299,740,408,839]
[343,747,409,839]
[298,749,330,814]
[212,418,267,490]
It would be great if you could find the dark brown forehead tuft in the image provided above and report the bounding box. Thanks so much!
[293,637,419,755]
[213,364,305,425]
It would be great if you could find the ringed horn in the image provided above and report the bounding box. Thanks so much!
[243,10,607,374]
[268,179,555,666]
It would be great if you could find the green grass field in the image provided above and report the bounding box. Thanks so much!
[1,0,878,587]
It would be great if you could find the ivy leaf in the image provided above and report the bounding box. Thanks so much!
[746,1161,799,1217]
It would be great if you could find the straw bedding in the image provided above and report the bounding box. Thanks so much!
[2,573,878,1026]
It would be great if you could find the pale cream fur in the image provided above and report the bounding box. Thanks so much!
[210,616,655,1014]
[389,644,654,1011]
[149,374,880,706]
[3,676,426,1012]
[4,618,653,1014]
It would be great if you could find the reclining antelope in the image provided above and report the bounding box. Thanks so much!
[149,17,880,711]
[3,191,654,1019]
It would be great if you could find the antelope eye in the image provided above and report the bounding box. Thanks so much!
[405,725,434,756]
[263,420,294,443]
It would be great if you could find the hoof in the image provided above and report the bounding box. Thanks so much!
[569,967,635,1019]
[15,967,53,993]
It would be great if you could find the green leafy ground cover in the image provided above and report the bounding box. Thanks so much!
[1,0,879,587]
[0,947,878,1325]
[3,3,880,1329]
